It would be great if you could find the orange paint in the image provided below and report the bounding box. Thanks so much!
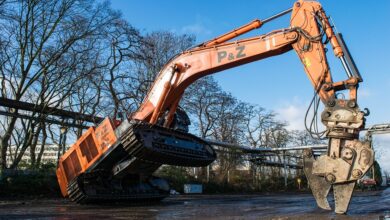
[56,119,117,196]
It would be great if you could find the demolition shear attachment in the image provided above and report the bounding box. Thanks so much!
[303,99,373,214]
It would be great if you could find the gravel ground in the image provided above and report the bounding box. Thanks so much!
[0,188,389,219]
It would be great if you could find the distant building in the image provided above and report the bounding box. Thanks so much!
[6,144,61,168]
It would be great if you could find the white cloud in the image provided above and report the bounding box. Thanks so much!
[276,104,304,130]
[180,23,212,36]
[172,15,213,38]
[275,97,309,131]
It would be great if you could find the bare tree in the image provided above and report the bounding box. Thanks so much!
[0,2,196,170]
[210,93,247,183]
[244,105,277,147]
[182,76,222,138]
[96,20,144,118]
[289,130,324,146]
[129,31,195,106]
[182,76,251,182]
[0,0,126,170]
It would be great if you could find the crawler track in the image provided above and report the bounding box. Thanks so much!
[67,171,168,204]
[66,120,216,203]
[120,121,216,167]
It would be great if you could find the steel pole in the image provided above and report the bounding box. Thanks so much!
[262,8,293,24]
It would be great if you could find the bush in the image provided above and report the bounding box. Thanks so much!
[0,164,61,198]
[156,166,308,194]
[156,166,196,193]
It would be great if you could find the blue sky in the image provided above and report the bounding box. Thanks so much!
[111,1,390,172]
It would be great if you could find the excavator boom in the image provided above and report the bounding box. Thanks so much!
[56,0,372,214]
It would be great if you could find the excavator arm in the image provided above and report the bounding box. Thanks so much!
[133,1,355,124]
[132,0,371,214]
[133,29,300,123]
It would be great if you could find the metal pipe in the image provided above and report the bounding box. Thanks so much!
[150,66,176,124]
[335,33,363,81]
[0,97,103,123]
[163,95,181,127]
[340,56,353,78]
[204,138,327,153]
[203,8,292,47]
[0,110,89,129]
[203,19,263,47]
[262,8,293,24]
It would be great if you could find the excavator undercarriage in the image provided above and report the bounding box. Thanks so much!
[57,119,216,203]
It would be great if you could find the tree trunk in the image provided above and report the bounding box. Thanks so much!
[36,124,47,167]
[29,123,42,169]
[10,124,36,169]
[0,116,18,170]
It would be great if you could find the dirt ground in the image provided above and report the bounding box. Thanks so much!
[0,188,389,220]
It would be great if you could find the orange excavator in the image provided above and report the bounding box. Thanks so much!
[56,0,373,214]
